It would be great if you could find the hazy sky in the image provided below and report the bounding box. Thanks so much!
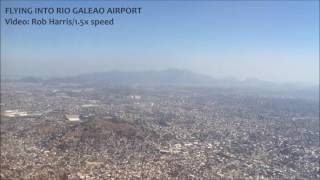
[1,1,319,85]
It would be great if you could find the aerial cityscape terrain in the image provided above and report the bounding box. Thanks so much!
[1,0,319,179]
[1,71,319,179]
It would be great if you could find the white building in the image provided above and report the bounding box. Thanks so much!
[65,114,80,121]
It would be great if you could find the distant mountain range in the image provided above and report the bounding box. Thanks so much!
[12,69,318,92]
[51,69,216,86]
